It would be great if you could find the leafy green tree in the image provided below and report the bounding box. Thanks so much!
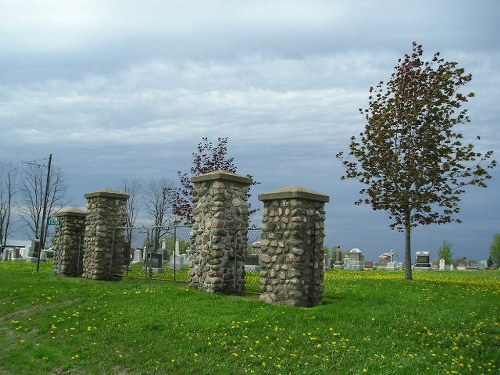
[162,235,190,254]
[489,234,500,267]
[337,42,496,280]
[438,240,453,265]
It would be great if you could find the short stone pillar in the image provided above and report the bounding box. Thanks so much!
[53,208,86,277]
[82,189,129,280]
[258,186,329,307]
[189,171,252,294]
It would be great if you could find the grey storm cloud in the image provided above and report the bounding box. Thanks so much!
[1,0,499,261]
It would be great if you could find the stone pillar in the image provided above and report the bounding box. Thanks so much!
[53,208,86,277]
[82,189,129,281]
[258,186,329,307]
[189,171,252,294]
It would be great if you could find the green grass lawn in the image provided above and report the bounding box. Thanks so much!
[0,261,498,375]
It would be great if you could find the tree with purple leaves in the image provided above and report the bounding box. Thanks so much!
[173,137,258,224]
[337,42,496,280]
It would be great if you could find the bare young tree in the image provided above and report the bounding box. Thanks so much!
[19,159,66,248]
[0,162,17,250]
[144,179,174,252]
[121,178,143,264]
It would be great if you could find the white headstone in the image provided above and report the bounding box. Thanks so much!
[324,254,331,269]
[132,249,143,263]
[439,258,445,271]
[175,238,180,256]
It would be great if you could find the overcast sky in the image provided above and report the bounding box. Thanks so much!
[1,0,499,262]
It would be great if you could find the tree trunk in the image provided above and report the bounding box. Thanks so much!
[404,211,413,280]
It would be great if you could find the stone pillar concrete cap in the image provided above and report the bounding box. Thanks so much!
[259,186,329,203]
[84,189,129,199]
[54,208,87,217]
[192,170,252,185]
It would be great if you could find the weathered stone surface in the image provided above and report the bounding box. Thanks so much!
[53,208,86,277]
[258,186,328,307]
[82,189,129,281]
[189,170,251,294]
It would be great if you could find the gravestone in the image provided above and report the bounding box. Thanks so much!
[323,254,331,270]
[378,251,394,270]
[169,253,184,270]
[132,249,143,264]
[414,251,431,270]
[145,252,164,273]
[466,260,479,271]
[439,258,446,271]
[333,247,344,269]
[169,238,183,270]
[378,254,390,268]
[345,248,364,270]
[385,261,397,270]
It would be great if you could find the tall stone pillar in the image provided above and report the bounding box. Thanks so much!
[189,171,252,294]
[53,208,86,277]
[82,189,129,281]
[258,186,329,307]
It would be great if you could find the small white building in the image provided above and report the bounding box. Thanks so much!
[1,240,36,261]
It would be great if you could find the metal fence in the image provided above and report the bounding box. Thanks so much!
[114,224,192,282]
[115,224,262,293]
[244,226,262,293]
[113,225,261,292]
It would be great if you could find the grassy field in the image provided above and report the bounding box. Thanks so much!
[0,262,498,375]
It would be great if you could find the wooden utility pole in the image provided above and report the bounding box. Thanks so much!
[36,153,52,272]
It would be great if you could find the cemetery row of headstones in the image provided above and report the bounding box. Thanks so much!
[130,238,192,273]
[2,240,488,272]
[318,248,488,271]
